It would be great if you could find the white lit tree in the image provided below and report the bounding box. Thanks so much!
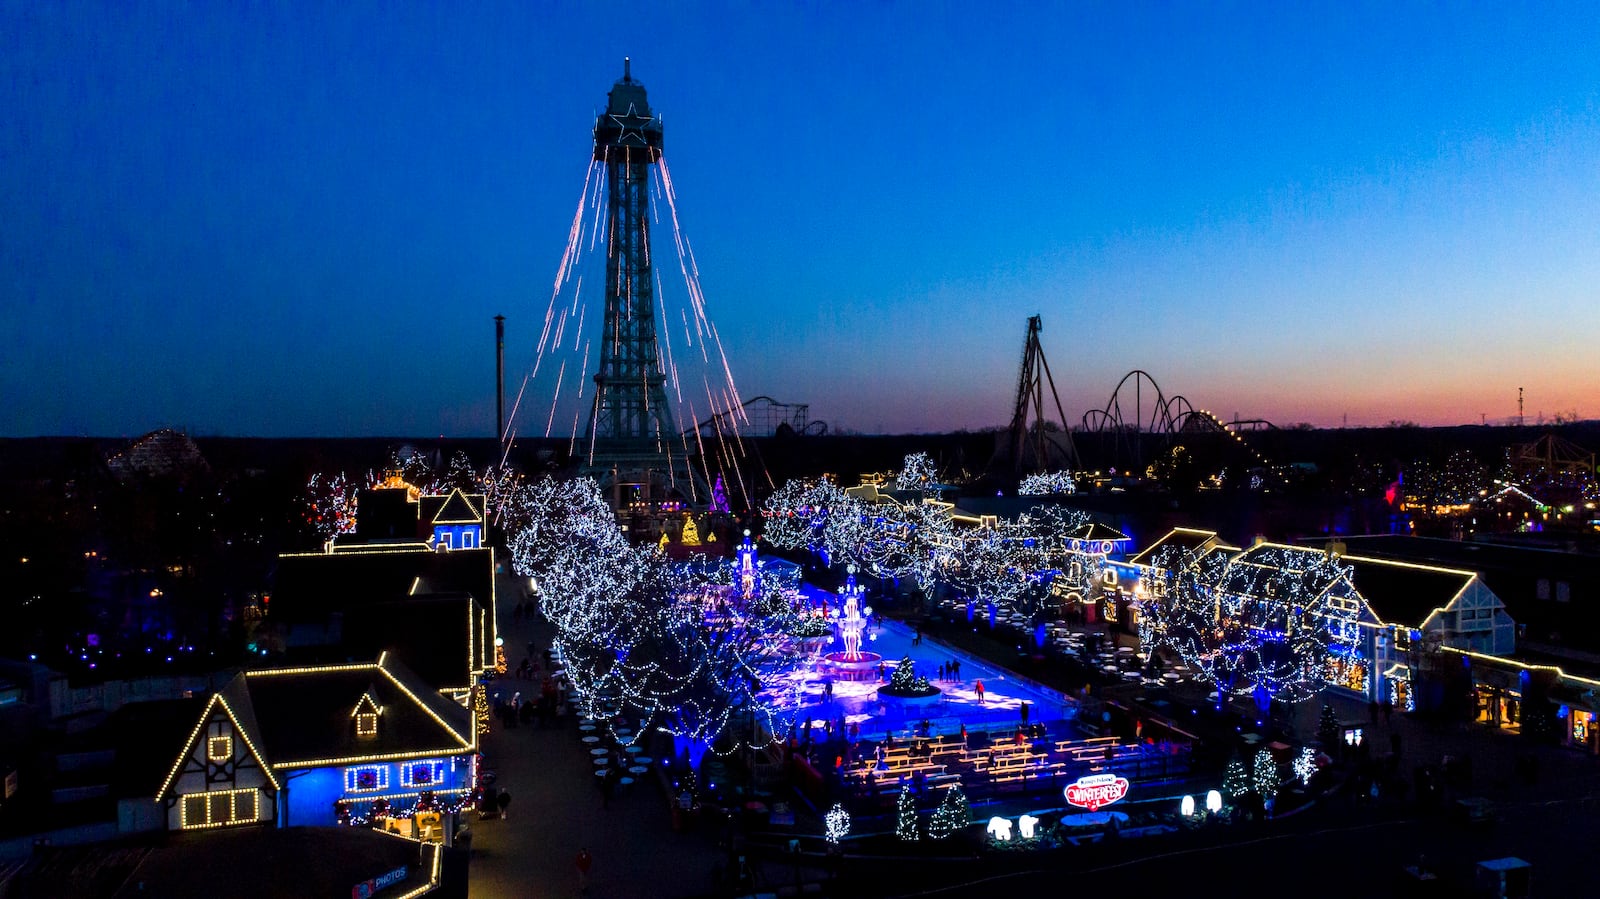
[1253,748,1279,801]
[1139,544,1357,709]
[1018,470,1076,496]
[895,452,939,494]
[927,784,969,840]
[896,784,919,841]
[1223,754,1251,803]
[509,476,810,758]
[824,803,851,845]
[1293,747,1317,785]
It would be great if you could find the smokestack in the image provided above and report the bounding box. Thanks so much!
[495,315,506,451]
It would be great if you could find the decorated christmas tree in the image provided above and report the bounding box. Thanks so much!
[1223,754,1251,802]
[889,656,932,693]
[1317,702,1340,747]
[896,783,919,841]
[1253,748,1279,801]
[927,784,969,839]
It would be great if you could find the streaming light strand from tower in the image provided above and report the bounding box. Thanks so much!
[503,67,760,509]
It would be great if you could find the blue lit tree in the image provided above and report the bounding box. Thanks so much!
[1141,544,1355,710]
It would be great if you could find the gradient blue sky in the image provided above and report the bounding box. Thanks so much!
[4,3,1598,436]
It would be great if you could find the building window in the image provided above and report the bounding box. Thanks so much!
[1557,581,1571,603]
[180,788,259,829]
[356,712,378,737]
[1537,579,1550,600]
[401,760,446,789]
[207,735,233,762]
[463,529,477,549]
[345,765,389,793]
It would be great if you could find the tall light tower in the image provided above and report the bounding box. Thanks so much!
[582,59,702,512]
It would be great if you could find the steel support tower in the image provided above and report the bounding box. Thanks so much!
[581,60,704,511]
[999,315,1078,474]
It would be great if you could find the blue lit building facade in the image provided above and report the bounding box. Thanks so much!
[156,653,476,841]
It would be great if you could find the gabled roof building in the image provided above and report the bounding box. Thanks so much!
[156,653,475,838]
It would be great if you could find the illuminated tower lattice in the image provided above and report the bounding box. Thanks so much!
[582,60,702,508]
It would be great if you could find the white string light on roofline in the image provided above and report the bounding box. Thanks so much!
[497,141,755,503]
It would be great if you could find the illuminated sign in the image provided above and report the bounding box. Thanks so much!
[1064,773,1129,811]
[351,866,407,899]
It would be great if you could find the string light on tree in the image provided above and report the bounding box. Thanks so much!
[927,784,970,840]
[1223,755,1250,802]
[1293,747,1317,785]
[896,784,919,841]
[1253,748,1279,801]
[1018,470,1076,496]
[824,804,851,845]
[1139,544,1359,709]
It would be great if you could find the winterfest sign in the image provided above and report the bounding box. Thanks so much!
[1064,773,1129,811]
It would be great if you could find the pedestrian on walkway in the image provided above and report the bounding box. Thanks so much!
[576,847,592,892]
[496,788,512,820]
[975,680,985,702]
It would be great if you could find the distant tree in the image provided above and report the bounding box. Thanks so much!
[1253,749,1280,801]
[1317,703,1340,747]
[443,451,477,490]
[1223,754,1251,802]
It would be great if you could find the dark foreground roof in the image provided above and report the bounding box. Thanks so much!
[1340,555,1475,626]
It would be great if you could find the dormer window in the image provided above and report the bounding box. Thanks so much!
[352,691,383,739]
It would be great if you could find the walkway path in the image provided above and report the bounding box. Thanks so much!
[467,576,722,899]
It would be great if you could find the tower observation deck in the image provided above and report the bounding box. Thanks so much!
[582,60,705,511]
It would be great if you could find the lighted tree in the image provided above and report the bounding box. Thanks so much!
[824,803,851,845]
[854,496,956,586]
[1253,748,1279,801]
[509,476,810,757]
[927,784,969,840]
[945,504,1097,618]
[1018,470,1075,496]
[760,477,867,565]
[1140,544,1357,709]
[1223,755,1251,802]
[302,472,362,540]
[1293,747,1317,785]
[896,784,919,841]
[442,450,478,491]
[895,452,938,494]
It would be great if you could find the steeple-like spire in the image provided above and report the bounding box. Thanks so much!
[623,56,631,82]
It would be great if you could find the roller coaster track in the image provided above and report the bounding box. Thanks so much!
[686,395,828,438]
[1082,371,1276,471]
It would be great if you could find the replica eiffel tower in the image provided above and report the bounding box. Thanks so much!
[580,60,707,513]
